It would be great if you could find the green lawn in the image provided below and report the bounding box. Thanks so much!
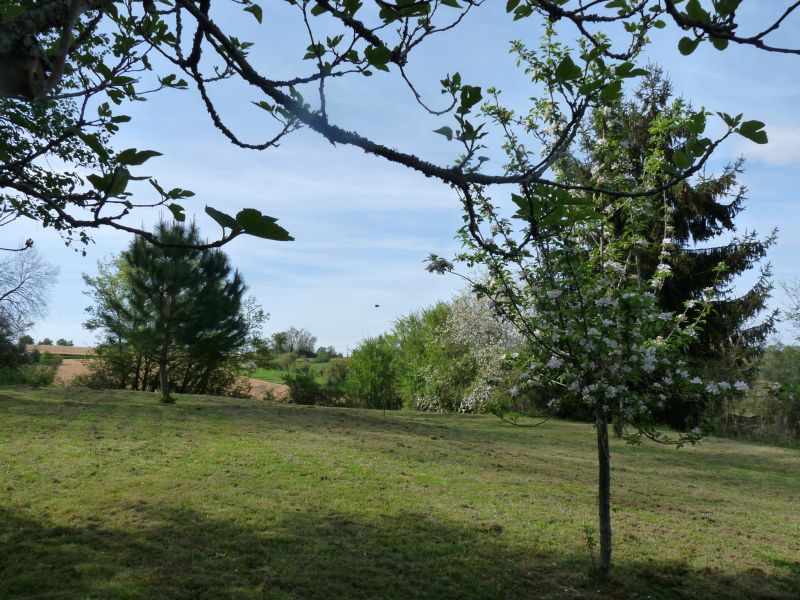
[0,387,798,599]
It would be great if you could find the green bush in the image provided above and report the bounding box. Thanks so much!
[721,382,800,447]
[759,344,800,385]
[37,351,62,366]
[275,352,298,370]
[344,335,400,410]
[0,365,56,386]
[284,365,327,405]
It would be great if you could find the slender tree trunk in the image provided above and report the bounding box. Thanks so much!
[596,409,612,581]
[131,353,142,390]
[132,352,143,391]
[158,349,172,403]
[179,360,193,394]
[141,356,150,391]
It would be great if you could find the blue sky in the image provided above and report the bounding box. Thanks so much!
[5,2,800,351]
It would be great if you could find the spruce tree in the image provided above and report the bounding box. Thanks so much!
[566,68,776,428]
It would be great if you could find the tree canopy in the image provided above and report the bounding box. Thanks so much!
[1,1,790,249]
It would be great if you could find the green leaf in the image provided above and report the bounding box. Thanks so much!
[86,174,110,191]
[460,85,482,109]
[600,79,622,103]
[167,203,186,222]
[685,0,709,21]
[440,0,461,7]
[678,36,700,56]
[310,2,328,16]
[710,36,729,51]
[433,126,453,141]
[715,0,741,17]
[205,206,239,230]
[108,167,130,196]
[235,209,294,241]
[116,148,163,166]
[511,193,531,217]
[716,111,741,127]
[78,133,109,160]
[244,3,263,23]
[364,45,391,71]
[505,0,521,11]
[616,62,648,79]
[87,169,129,196]
[737,120,768,144]
[555,55,582,82]
[672,149,691,170]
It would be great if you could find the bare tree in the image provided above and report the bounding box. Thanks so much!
[782,278,800,342]
[0,247,59,336]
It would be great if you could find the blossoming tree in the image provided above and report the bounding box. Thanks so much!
[427,39,751,576]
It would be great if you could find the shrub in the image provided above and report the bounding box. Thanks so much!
[37,351,62,366]
[284,364,326,405]
[344,336,400,410]
[275,352,297,370]
[0,365,56,386]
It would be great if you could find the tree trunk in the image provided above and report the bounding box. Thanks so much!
[158,350,172,403]
[596,410,612,581]
[141,356,150,391]
[132,352,143,391]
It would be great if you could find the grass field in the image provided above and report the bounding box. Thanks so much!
[1,387,798,599]
[247,364,327,385]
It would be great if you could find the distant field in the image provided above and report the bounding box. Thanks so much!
[26,345,95,357]
[247,363,327,385]
[0,387,798,599]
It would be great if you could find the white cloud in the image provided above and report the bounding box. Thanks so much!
[734,126,800,166]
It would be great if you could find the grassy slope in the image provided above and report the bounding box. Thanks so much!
[0,387,798,600]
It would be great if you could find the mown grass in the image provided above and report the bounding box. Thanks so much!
[0,387,798,599]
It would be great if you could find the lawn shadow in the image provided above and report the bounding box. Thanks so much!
[1,505,797,600]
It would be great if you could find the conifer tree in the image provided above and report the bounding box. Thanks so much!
[566,69,776,427]
[85,221,247,401]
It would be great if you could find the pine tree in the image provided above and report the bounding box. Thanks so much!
[567,68,776,428]
[85,221,247,401]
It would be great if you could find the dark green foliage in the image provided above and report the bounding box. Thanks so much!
[0,317,55,383]
[83,221,249,401]
[284,364,326,405]
[0,316,24,367]
[0,365,55,385]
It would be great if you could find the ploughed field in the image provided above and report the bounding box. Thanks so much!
[0,387,798,599]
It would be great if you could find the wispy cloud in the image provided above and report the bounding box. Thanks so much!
[734,126,800,166]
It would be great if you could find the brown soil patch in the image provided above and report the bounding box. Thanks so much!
[50,354,288,400]
[55,358,92,384]
[28,345,95,356]
[246,377,290,401]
